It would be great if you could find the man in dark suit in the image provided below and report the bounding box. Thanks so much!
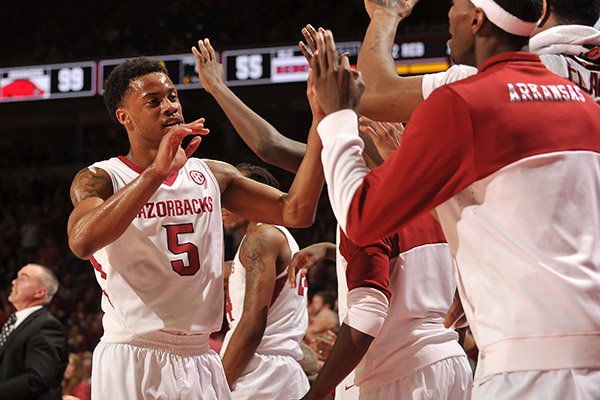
[0,263,68,399]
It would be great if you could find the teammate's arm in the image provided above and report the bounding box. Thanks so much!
[193,38,306,173]
[220,224,287,387]
[67,124,205,259]
[302,234,393,400]
[356,1,425,123]
[288,242,336,288]
[209,72,325,228]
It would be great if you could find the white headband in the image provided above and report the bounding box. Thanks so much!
[470,0,538,37]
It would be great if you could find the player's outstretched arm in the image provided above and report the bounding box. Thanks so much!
[221,224,285,387]
[193,38,306,173]
[212,71,325,228]
[67,123,205,259]
[357,0,424,123]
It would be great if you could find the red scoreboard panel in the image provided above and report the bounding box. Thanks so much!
[0,61,96,103]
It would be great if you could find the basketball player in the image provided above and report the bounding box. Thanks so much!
[288,122,471,400]
[67,52,324,398]
[219,163,310,399]
[355,0,600,123]
[310,0,600,398]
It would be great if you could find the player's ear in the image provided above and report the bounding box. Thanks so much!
[115,108,129,126]
[470,8,485,33]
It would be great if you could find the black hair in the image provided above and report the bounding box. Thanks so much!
[548,0,600,26]
[485,0,544,46]
[103,57,168,123]
[236,163,280,189]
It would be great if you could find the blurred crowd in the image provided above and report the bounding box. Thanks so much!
[2,0,450,67]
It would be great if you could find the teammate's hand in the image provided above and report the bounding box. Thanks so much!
[364,0,420,20]
[444,291,468,329]
[299,24,319,63]
[359,116,403,161]
[311,30,365,115]
[192,38,225,94]
[306,69,326,122]
[151,119,209,177]
[288,243,331,288]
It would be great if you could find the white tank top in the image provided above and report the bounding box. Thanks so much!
[89,156,224,342]
[222,225,308,360]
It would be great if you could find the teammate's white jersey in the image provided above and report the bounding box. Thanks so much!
[423,25,600,103]
[90,156,224,343]
[336,214,468,397]
[222,225,308,360]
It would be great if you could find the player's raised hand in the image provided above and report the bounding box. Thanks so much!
[359,116,404,160]
[311,30,365,115]
[364,0,421,20]
[152,118,209,177]
[192,38,225,94]
[299,24,319,63]
[306,69,326,121]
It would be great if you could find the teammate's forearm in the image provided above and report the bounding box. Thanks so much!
[280,121,325,226]
[221,321,265,387]
[356,10,424,122]
[67,167,166,259]
[302,323,373,400]
[358,10,401,91]
[208,83,306,173]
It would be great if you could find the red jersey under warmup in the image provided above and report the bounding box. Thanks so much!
[318,52,600,381]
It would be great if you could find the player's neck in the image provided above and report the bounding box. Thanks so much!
[240,221,254,236]
[532,13,562,36]
[124,146,158,170]
[475,38,527,68]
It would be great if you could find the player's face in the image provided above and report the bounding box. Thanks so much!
[8,265,45,310]
[120,72,184,145]
[448,0,476,65]
[221,207,247,234]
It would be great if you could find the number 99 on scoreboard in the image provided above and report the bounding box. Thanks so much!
[0,62,95,103]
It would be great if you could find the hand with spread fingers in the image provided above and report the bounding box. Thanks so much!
[152,119,208,177]
[192,38,225,95]
[358,116,404,161]
[310,29,365,115]
[364,0,421,20]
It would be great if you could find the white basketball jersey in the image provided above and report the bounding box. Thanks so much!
[89,156,224,342]
[222,225,308,361]
[336,214,467,396]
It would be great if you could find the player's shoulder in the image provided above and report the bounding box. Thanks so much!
[246,223,288,245]
[241,223,288,257]
[70,165,113,205]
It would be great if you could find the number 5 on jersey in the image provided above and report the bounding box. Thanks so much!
[164,223,200,276]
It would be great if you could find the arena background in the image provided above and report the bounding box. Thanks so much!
[0,0,450,354]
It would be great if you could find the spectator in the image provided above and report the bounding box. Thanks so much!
[0,263,68,400]
[62,353,91,400]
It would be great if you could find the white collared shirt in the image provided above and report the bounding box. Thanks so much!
[13,305,43,331]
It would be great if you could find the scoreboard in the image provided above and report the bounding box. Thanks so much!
[222,41,361,87]
[98,53,207,94]
[0,61,95,103]
[0,37,451,103]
